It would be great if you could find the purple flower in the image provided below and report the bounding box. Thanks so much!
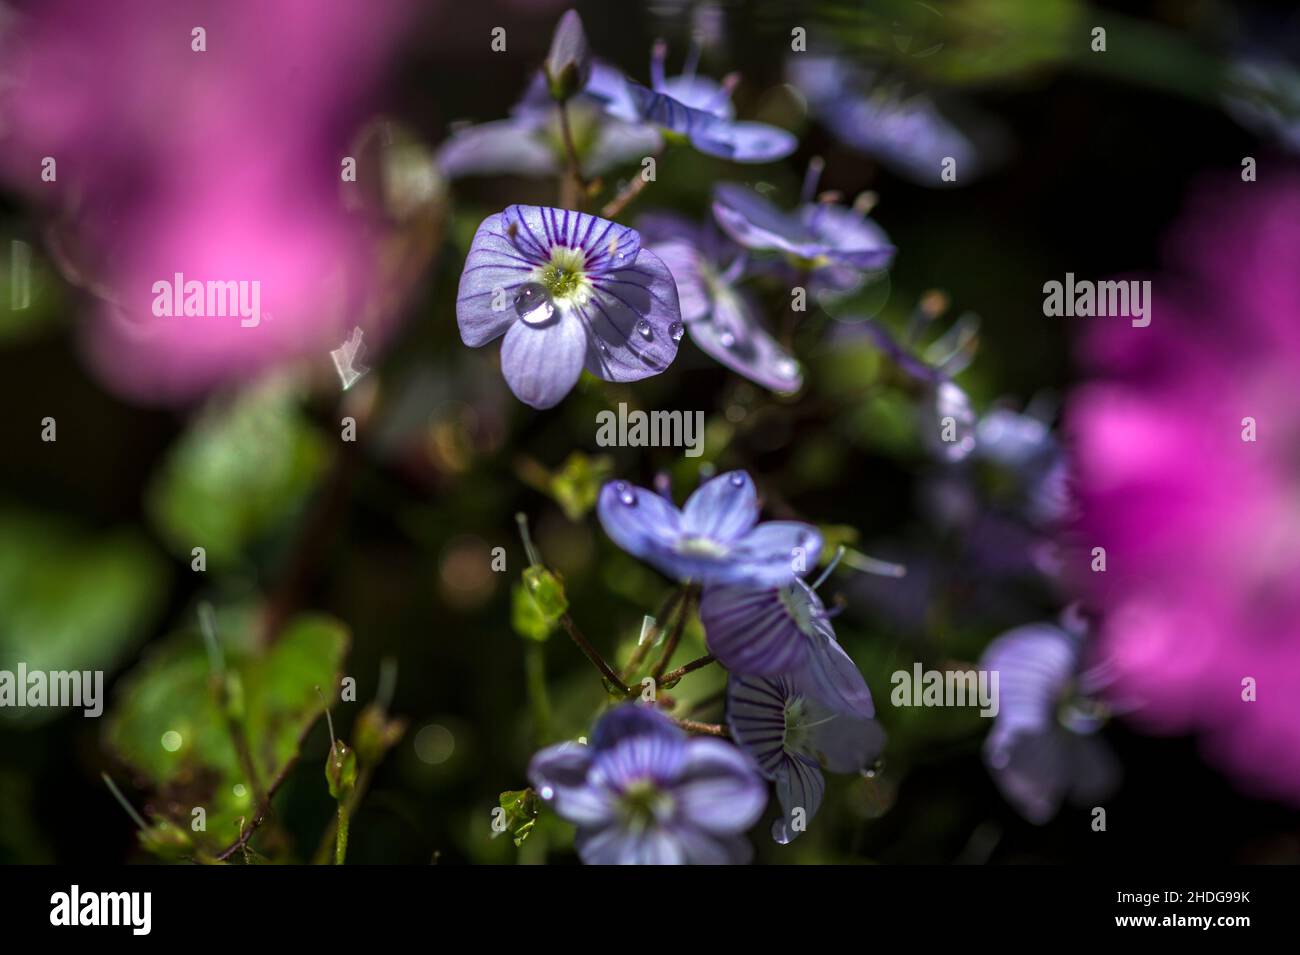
[711,163,895,298]
[597,470,821,587]
[456,205,682,408]
[528,704,766,864]
[640,213,801,393]
[595,40,796,163]
[788,54,984,186]
[728,637,885,843]
[700,577,829,677]
[980,620,1119,824]
[437,63,661,180]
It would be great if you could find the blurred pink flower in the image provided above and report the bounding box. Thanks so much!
[1068,174,1300,805]
[0,0,427,403]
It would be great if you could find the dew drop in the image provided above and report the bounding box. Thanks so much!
[729,473,744,487]
[514,283,555,325]
[669,321,685,342]
[718,330,736,349]
[864,757,885,779]
[620,485,638,506]
[775,357,799,379]
[635,319,653,340]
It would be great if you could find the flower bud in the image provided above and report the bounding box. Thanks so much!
[544,10,592,101]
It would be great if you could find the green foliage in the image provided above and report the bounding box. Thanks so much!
[104,612,348,858]
[0,510,167,724]
[146,379,329,568]
[548,452,612,521]
[497,788,540,847]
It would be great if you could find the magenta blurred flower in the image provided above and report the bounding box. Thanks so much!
[0,0,425,403]
[1067,175,1300,805]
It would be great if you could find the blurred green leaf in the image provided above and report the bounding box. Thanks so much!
[146,379,329,568]
[548,452,612,521]
[104,612,348,858]
[511,581,554,643]
[0,510,167,725]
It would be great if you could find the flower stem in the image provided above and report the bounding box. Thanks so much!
[620,586,685,682]
[556,100,585,210]
[672,718,730,738]
[658,653,716,686]
[334,803,350,865]
[560,612,630,696]
[651,585,697,681]
[600,169,653,220]
[525,641,553,743]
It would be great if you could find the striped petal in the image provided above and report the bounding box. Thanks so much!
[700,583,813,676]
[456,212,547,347]
[726,675,793,778]
[771,753,826,844]
[582,248,682,382]
[502,204,640,273]
[498,309,586,409]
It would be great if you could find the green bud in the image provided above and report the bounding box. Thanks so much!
[325,740,358,800]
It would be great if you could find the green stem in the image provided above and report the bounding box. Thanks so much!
[525,641,553,743]
[334,803,350,865]
[556,100,585,210]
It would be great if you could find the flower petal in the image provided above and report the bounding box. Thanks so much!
[527,741,615,827]
[700,583,812,676]
[726,675,793,778]
[436,118,557,179]
[499,309,586,409]
[674,737,767,834]
[712,120,798,163]
[502,204,640,273]
[582,249,682,382]
[730,521,823,587]
[646,238,711,322]
[626,82,734,156]
[689,284,802,393]
[456,212,543,347]
[797,622,876,721]
[596,480,686,575]
[681,470,759,541]
[772,754,825,844]
[712,182,806,254]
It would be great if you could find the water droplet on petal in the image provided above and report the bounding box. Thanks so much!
[775,357,799,379]
[729,473,744,487]
[514,283,555,325]
[669,321,685,342]
[718,330,736,349]
[620,487,637,506]
[635,319,653,340]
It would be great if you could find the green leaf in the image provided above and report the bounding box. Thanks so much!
[548,452,612,521]
[146,379,329,568]
[497,788,540,847]
[511,581,554,643]
[104,612,348,858]
[522,565,568,621]
[0,510,167,725]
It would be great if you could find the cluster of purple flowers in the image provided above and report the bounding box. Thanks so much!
[450,10,899,407]
[526,469,886,862]
[481,10,1115,863]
